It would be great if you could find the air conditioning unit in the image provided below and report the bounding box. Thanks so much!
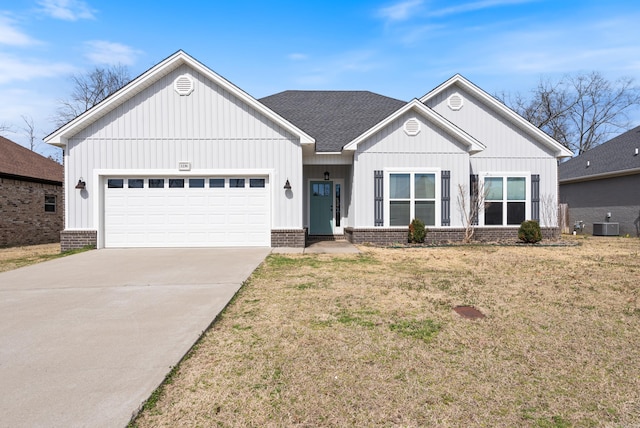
[593,222,619,236]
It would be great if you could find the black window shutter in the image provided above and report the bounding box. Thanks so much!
[374,170,384,226]
[470,174,479,225]
[441,171,450,226]
[531,174,540,222]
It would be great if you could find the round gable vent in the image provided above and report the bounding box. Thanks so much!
[404,117,421,136]
[174,74,194,96]
[447,93,464,111]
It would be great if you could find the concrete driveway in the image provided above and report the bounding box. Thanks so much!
[0,247,270,428]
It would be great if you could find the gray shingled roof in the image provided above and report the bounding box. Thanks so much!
[559,126,640,181]
[259,91,406,152]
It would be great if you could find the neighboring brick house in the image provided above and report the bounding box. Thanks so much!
[559,126,640,236]
[0,136,63,246]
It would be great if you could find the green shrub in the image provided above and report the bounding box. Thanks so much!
[518,220,542,243]
[408,218,427,243]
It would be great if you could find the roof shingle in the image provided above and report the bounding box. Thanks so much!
[559,126,640,181]
[0,136,63,183]
[259,91,406,152]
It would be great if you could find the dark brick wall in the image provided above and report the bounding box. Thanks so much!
[271,229,306,247]
[345,226,559,245]
[60,230,97,252]
[560,174,640,236]
[0,177,63,247]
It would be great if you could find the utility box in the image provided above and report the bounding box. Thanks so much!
[593,222,619,236]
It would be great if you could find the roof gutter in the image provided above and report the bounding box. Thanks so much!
[559,166,640,184]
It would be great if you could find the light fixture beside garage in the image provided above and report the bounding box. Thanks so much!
[75,178,86,190]
[284,179,291,190]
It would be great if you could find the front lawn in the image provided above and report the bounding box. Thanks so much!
[132,237,640,427]
[0,243,61,273]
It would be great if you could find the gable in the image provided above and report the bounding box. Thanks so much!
[70,64,296,142]
[422,75,573,159]
[355,110,471,155]
[45,51,313,147]
[344,99,485,154]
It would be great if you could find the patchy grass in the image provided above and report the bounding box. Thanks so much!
[132,236,640,427]
[0,243,92,273]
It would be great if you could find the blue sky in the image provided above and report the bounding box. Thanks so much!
[2,0,640,159]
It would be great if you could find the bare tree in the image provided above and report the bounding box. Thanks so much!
[499,72,640,155]
[21,115,38,151]
[55,64,131,126]
[539,193,557,229]
[0,122,13,136]
[457,180,487,243]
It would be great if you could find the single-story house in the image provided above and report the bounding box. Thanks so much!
[0,136,63,247]
[44,51,572,251]
[559,126,640,236]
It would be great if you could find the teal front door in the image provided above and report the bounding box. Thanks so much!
[310,181,333,235]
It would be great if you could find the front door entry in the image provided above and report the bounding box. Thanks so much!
[310,181,333,235]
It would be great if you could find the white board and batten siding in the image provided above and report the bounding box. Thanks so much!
[353,111,470,228]
[65,64,303,244]
[426,84,563,226]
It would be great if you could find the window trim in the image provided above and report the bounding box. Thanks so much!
[44,195,56,213]
[479,172,530,227]
[384,168,441,227]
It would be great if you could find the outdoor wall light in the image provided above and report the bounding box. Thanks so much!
[75,178,86,190]
[284,179,291,190]
[324,171,330,180]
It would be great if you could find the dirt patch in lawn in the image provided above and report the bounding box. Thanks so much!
[0,243,61,273]
[132,236,640,427]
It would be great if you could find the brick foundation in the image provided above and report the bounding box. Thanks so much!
[271,229,306,247]
[0,177,63,247]
[345,226,560,245]
[61,230,97,252]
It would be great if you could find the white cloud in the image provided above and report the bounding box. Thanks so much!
[0,53,75,84]
[288,53,308,61]
[37,0,96,21]
[378,0,424,22]
[84,40,142,65]
[0,15,39,46]
[427,0,537,18]
[294,50,383,86]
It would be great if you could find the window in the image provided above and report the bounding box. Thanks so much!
[107,179,124,188]
[249,178,265,188]
[189,178,205,188]
[44,195,56,212]
[389,172,437,226]
[169,179,184,188]
[209,178,224,188]
[483,175,527,226]
[128,179,144,188]
[149,179,164,188]
[312,182,331,196]
[229,178,245,188]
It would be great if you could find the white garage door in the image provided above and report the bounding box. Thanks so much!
[104,176,270,247]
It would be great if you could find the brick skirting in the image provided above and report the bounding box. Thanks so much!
[271,229,306,247]
[345,226,560,245]
[61,230,97,252]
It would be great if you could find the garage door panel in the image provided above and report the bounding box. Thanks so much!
[105,176,270,248]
